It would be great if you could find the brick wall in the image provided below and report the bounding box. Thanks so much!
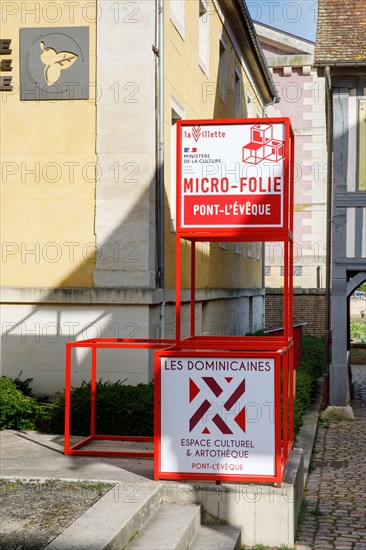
[350,345,366,365]
[265,289,326,337]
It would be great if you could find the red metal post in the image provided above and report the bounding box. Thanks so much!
[289,343,294,447]
[283,238,289,340]
[154,349,161,479]
[275,353,282,480]
[64,343,72,454]
[283,350,289,462]
[90,345,97,436]
[176,235,181,341]
[190,240,196,337]
[290,128,295,236]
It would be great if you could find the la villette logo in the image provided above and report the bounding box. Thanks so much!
[184,126,227,142]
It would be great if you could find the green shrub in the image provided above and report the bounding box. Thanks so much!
[299,335,324,377]
[1,335,324,438]
[294,335,324,436]
[350,320,366,343]
[48,380,154,436]
[12,371,34,397]
[0,376,51,431]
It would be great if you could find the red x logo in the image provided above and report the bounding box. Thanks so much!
[189,377,246,434]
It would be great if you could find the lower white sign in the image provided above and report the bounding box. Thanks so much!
[160,356,276,477]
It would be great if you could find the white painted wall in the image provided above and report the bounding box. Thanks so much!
[1,301,157,394]
[1,288,264,394]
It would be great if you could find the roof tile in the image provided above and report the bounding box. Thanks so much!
[315,0,366,64]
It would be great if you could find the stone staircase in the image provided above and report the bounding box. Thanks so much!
[45,482,241,550]
[126,503,240,550]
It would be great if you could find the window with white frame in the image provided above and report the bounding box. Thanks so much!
[246,88,253,117]
[199,0,209,76]
[218,37,227,103]
[170,98,185,232]
[170,0,185,39]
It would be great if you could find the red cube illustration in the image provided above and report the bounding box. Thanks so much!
[251,124,273,144]
[242,142,266,164]
[242,124,283,164]
[264,139,285,162]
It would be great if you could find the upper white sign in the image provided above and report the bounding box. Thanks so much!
[178,120,288,231]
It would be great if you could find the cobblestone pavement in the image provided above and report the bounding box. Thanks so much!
[296,366,366,550]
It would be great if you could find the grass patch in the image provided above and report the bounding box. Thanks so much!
[310,504,323,518]
[297,498,309,525]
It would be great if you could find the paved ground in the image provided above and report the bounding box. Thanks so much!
[296,365,366,550]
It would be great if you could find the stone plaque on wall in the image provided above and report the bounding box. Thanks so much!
[19,27,89,101]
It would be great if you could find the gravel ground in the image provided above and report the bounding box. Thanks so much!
[0,479,114,550]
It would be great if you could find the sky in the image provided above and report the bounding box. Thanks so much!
[247,0,318,42]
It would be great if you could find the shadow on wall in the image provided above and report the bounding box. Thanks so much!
[2,59,267,394]
[1,182,159,393]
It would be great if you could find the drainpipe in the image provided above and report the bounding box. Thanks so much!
[323,65,333,407]
[262,95,279,328]
[157,0,166,337]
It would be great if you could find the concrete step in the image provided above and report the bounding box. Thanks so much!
[126,504,201,550]
[45,481,163,550]
[189,524,241,550]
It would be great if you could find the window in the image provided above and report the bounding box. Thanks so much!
[218,37,227,103]
[280,266,302,276]
[246,88,253,117]
[170,0,184,39]
[170,98,185,232]
[199,0,209,76]
[265,266,271,276]
[234,69,241,118]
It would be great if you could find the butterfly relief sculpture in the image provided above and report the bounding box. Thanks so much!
[39,41,78,85]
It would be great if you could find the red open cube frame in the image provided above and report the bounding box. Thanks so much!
[64,339,174,458]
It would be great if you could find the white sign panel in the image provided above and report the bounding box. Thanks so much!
[179,121,286,229]
[160,356,276,477]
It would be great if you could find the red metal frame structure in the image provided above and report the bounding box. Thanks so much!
[154,117,295,482]
[64,339,174,457]
[64,117,295,481]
